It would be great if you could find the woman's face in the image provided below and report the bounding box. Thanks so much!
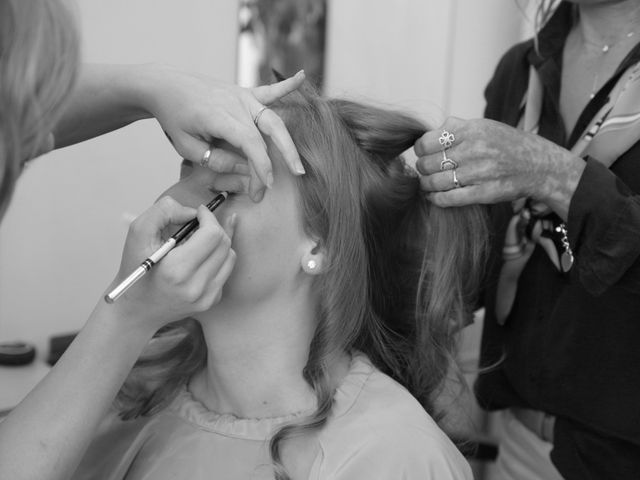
[158,139,314,308]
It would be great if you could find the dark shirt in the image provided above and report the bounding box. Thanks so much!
[475,3,640,479]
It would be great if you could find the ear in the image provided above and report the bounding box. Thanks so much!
[300,241,325,276]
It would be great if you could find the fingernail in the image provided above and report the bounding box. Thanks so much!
[266,171,274,189]
[295,69,305,78]
[252,188,265,202]
[295,163,306,175]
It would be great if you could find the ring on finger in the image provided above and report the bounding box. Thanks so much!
[200,147,212,168]
[440,150,458,171]
[438,130,456,149]
[253,105,269,126]
[452,168,462,188]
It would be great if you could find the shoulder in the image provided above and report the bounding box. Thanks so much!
[493,39,533,75]
[312,355,472,479]
[484,38,533,123]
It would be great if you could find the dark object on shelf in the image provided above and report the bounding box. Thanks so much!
[0,341,36,366]
[47,332,78,366]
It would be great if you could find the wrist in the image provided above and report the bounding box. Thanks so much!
[126,63,174,120]
[86,298,157,347]
[537,152,586,220]
[111,63,164,122]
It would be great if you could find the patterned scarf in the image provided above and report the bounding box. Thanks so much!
[495,61,640,324]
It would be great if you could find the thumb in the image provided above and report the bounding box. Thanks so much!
[136,196,197,237]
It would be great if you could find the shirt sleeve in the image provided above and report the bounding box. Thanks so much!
[326,427,473,480]
[567,157,640,295]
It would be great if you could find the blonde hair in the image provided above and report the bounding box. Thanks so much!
[117,83,487,479]
[0,0,80,218]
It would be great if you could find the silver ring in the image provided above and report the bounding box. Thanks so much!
[438,130,455,149]
[200,148,212,168]
[253,106,268,126]
[452,168,462,188]
[440,150,458,170]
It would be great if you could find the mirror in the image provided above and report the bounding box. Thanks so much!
[237,0,327,90]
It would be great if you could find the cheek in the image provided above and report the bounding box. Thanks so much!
[158,183,203,209]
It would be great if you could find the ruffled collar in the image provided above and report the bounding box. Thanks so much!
[166,352,375,440]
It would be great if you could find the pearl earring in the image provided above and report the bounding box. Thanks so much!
[307,259,317,271]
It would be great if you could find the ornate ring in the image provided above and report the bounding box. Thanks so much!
[440,150,458,170]
[200,148,212,168]
[253,106,269,126]
[438,130,455,149]
[452,168,462,188]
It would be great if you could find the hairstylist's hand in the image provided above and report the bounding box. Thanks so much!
[107,196,236,335]
[141,64,306,202]
[413,117,586,219]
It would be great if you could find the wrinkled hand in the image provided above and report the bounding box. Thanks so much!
[142,65,306,201]
[414,117,585,218]
[107,196,236,334]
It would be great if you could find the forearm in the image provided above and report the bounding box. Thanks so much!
[0,301,154,480]
[535,147,587,222]
[566,158,640,294]
[53,63,155,148]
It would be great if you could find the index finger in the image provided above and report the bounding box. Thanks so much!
[414,129,445,157]
[414,117,465,156]
[252,70,305,104]
[254,108,305,175]
[252,73,306,175]
[212,117,272,192]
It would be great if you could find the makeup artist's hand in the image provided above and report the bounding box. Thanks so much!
[141,64,306,202]
[107,196,236,334]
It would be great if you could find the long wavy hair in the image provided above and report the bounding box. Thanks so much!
[116,83,487,479]
[0,0,80,219]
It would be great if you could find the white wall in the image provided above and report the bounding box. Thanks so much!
[0,0,238,357]
[325,0,527,123]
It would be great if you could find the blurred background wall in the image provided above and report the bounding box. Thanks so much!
[0,0,533,381]
[0,0,239,354]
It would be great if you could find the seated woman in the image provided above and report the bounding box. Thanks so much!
[72,83,486,480]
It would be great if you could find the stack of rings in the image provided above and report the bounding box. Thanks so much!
[438,129,462,188]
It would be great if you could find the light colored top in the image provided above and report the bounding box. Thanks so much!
[72,354,473,479]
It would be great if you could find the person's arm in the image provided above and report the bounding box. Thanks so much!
[566,157,640,295]
[0,196,236,480]
[414,118,640,295]
[52,63,306,200]
[52,64,151,147]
